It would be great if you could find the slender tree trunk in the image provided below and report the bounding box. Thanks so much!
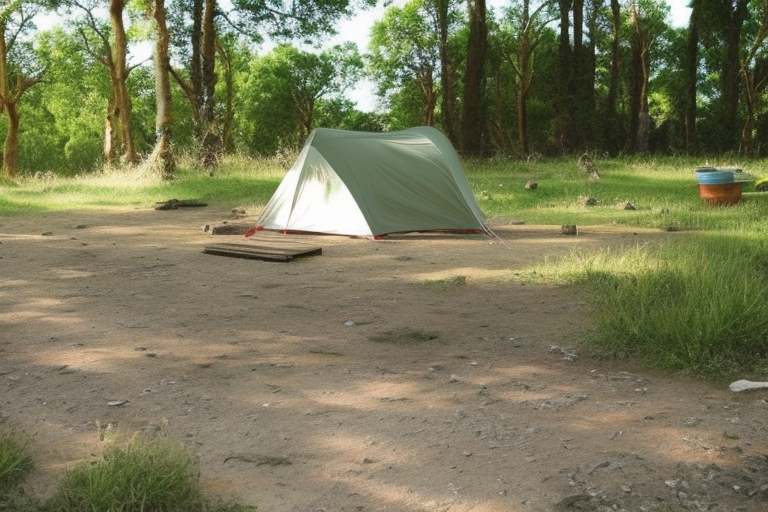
[720,0,748,152]
[571,0,585,148]
[626,4,643,154]
[148,0,174,179]
[0,21,11,178]
[684,0,699,154]
[2,101,19,178]
[606,0,622,155]
[435,0,457,144]
[556,0,572,154]
[738,1,768,156]
[422,76,437,126]
[216,39,235,153]
[515,0,533,155]
[191,0,203,126]
[201,0,220,169]
[460,0,487,156]
[104,102,116,163]
[110,0,138,165]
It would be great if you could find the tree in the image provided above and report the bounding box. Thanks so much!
[166,0,374,169]
[501,0,555,155]
[606,0,626,155]
[69,0,140,165]
[368,0,440,126]
[683,0,700,153]
[626,0,668,154]
[0,1,49,178]
[738,0,768,155]
[460,0,487,156]
[432,0,462,143]
[235,43,362,155]
[146,0,174,178]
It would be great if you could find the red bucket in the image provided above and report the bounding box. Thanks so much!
[698,182,743,206]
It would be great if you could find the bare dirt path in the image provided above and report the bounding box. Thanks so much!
[1,207,766,512]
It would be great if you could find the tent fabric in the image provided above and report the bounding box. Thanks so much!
[252,126,488,238]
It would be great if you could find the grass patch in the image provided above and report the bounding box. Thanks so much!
[524,233,768,377]
[422,275,467,289]
[0,155,287,215]
[41,434,252,512]
[0,431,33,494]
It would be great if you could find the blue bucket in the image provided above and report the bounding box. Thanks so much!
[695,170,734,184]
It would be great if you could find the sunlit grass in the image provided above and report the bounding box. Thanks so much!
[520,231,768,378]
[0,154,289,215]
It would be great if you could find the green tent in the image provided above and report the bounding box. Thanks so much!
[251,127,488,238]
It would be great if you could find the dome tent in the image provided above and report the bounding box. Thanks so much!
[249,127,488,238]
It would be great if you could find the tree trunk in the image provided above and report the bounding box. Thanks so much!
[738,1,768,156]
[2,101,19,178]
[104,103,116,163]
[606,0,622,155]
[556,0,573,154]
[720,0,748,152]
[571,0,585,148]
[435,0,457,144]
[148,0,174,179]
[0,18,42,178]
[216,38,235,153]
[110,0,138,165]
[684,0,699,154]
[515,0,533,155]
[460,0,487,156]
[200,0,220,169]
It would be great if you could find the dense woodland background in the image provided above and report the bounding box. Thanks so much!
[0,0,766,179]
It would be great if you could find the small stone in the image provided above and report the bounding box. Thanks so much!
[561,225,578,235]
[524,181,538,190]
[344,320,355,326]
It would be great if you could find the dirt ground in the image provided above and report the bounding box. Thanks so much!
[1,206,767,512]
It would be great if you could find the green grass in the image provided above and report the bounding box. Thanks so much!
[0,429,35,511]
[0,155,286,214]
[0,431,33,494]
[42,435,252,512]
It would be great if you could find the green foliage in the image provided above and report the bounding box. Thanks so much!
[234,43,363,155]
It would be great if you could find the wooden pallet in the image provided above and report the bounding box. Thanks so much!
[203,242,322,262]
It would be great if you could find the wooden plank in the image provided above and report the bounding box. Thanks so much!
[203,243,322,262]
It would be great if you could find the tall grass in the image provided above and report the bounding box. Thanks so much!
[524,233,768,377]
[0,431,33,493]
[42,435,251,512]
[0,430,35,511]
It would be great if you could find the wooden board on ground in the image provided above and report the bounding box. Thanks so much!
[203,242,322,262]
